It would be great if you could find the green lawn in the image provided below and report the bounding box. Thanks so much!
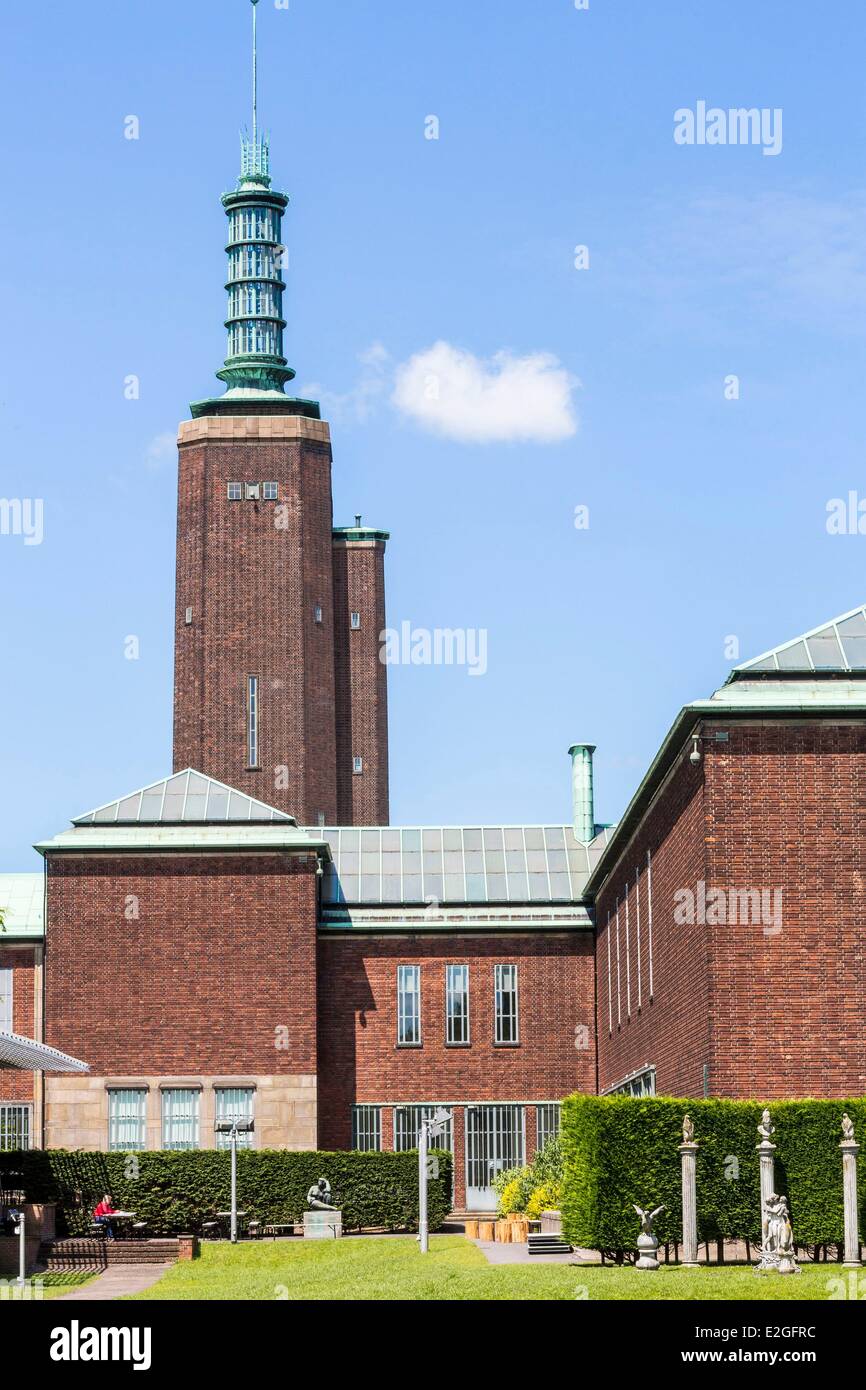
[1,1271,98,1302]
[126,1236,848,1301]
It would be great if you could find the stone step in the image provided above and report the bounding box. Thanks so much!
[527,1233,572,1255]
[39,1238,181,1269]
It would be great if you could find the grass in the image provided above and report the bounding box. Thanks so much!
[126,1236,849,1301]
[1,1271,98,1302]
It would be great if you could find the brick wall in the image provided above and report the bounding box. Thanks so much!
[317,930,595,1202]
[44,853,319,1077]
[0,945,37,1104]
[173,417,338,824]
[332,537,389,824]
[595,746,709,1098]
[595,718,866,1101]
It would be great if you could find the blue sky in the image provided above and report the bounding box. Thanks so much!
[3,0,866,868]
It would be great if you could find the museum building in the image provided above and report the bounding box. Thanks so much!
[2,13,866,1212]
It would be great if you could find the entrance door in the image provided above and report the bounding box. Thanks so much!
[465,1104,524,1211]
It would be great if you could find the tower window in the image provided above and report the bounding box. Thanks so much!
[227,482,242,501]
[350,612,361,630]
[353,756,363,775]
[314,604,323,625]
[263,482,279,501]
[245,482,261,501]
[247,676,259,768]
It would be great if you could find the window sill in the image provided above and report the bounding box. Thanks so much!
[493,1042,521,1049]
[445,1042,471,1049]
[395,1043,423,1050]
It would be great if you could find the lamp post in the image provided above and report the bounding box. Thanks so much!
[214,1120,254,1243]
[418,1107,450,1254]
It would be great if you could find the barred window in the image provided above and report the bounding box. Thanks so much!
[351,1105,381,1151]
[393,1105,452,1154]
[446,964,470,1045]
[536,1103,561,1152]
[494,964,519,1044]
[108,1089,147,1152]
[397,964,421,1046]
[0,1103,31,1151]
[215,1088,254,1149]
[161,1089,200,1150]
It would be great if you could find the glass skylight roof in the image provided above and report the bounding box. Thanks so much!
[317,826,610,906]
[734,605,866,675]
[73,770,295,826]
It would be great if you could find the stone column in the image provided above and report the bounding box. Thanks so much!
[756,1140,776,1249]
[679,1140,700,1266]
[841,1138,862,1269]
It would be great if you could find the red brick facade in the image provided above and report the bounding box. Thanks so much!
[43,853,319,1076]
[595,719,866,1101]
[172,416,389,826]
[0,945,38,1105]
[332,536,389,824]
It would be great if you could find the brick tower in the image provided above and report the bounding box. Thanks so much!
[172,1,389,824]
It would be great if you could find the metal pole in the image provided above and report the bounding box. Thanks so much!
[419,1121,429,1254]
[17,1208,25,1286]
[230,1126,238,1244]
[251,0,259,148]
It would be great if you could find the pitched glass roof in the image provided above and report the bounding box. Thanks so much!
[0,873,43,934]
[317,825,612,906]
[72,770,295,826]
[734,605,866,676]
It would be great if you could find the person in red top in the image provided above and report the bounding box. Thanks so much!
[93,1193,117,1240]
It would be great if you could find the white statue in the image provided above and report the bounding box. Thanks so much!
[842,1113,855,1143]
[757,1109,775,1143]
[634,1203,666,1270]
[755,1193,799,1275]
[682,1114,695,1144]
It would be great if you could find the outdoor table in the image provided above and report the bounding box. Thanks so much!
[216,1210,248,1236]
[110,1212,137,1239]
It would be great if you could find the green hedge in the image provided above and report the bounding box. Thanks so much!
[0,1149,453,1238]
[560,1095,866,1254]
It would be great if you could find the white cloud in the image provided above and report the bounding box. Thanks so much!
[144,431,176,470]
[391,341,579,444]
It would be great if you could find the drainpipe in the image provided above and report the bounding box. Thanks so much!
[569,744,596,843]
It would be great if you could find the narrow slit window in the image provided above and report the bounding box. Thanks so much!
[248,676,259,768]
[397,964,421,1046]
[350,612,361,630]
[494,963,519,1044]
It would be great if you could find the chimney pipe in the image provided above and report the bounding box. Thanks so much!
[569,743,596,843]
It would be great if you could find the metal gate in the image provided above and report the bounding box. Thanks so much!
[465,1105,524,1211]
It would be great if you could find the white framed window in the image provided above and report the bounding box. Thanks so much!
[108,1088,147,1151]
[393,1104,453,1154]
[536,1103,561,1151]
[161,1088,200,1150]
[350,612,361,630]
[247,676,259,768]
[314,604,323,625]
[215,1088,254,1149]
[0,967,12,1032]
[0,1103,31,1151]
[353,756,363,775]
[397,964,421,1046]
[446,964,470,1045]
[352,1105,381,1151]
[227,482,242,501]
[605,1066,656,1098]
[494,964,519,1045]
[263,482,279,501]
[245,482,261,501]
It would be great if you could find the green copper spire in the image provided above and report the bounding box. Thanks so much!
[191,1,319,420]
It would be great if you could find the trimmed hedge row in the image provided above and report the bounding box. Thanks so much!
[560,1095,866,1253]
[0,1149,453,1238]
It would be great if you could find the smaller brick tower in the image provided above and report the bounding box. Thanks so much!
[172,1,389,824]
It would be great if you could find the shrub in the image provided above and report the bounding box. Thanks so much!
[525,1182,561,1220]
[560,1095,866,1255]
[0,1148,453,1238]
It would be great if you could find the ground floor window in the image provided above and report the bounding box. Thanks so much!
[214,1088,254,1148]
[605,1066,656,1098]
[535,1102,561,1151]
[0,1103,30,1151]
[393,1104,453,1155]
[108,1088,147,1151]
[161,1088,200,1150]
[465,1104,524,1208]
[351,1105,381,1151]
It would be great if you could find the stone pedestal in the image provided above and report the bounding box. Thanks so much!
[840,1140,862,1269]
[635,1232,661,1270]
[679,1142,699,1267]
[756,1140,776,1248]
[303,1209,342,1240]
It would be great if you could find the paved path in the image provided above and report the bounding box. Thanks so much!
[472,1238,584,1266]
[54,1263,173,1301]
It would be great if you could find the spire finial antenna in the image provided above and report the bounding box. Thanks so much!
[251,0,259,148]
